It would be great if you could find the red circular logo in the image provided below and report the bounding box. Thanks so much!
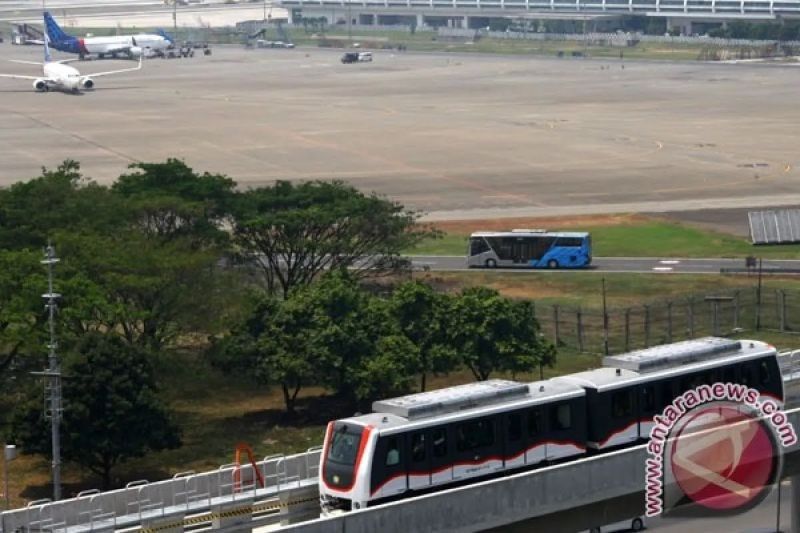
[668,403,779,513]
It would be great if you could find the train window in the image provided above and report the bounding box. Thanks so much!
[612,390,633,418]
[411,433,426,463]
[551,404,572,431]
[456,419,495,452]
[528,408,542,436]
[432,428,447,458]
[508,413,522,442]
[385,437,401,467]
[742,365,756,386]
[641,385,655,412]
[759,361,771,385]
[661,381,674,403]
[723,366,737,383]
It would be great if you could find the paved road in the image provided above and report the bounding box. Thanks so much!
[409,256,800,274]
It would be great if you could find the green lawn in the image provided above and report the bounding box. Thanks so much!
[410,220,800,259]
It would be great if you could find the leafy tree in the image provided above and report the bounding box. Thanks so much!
[389,281,457,391]
[0,161,121,250]
[11,333,181,488]
[112,159,236,246]
[450,287,556,381]
[0,250,46,383]
[231,180,438,298]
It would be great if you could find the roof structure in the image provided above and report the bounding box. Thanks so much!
[602,337,742,373]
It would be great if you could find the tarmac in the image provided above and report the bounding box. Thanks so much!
[0,43,799,221]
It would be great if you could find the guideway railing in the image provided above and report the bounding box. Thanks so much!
[0,447,322,533]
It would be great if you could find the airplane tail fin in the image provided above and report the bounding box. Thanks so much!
[156,28,175,44]
[43,11,72,43]
[43,31,52,63]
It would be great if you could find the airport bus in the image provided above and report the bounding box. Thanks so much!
[466,229,591,269]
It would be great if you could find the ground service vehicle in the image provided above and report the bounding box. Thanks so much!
[467,229,591,269]
[341,52,372,63]
[319,337,782,512]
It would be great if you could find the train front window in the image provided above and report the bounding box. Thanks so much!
[328,425,362,466]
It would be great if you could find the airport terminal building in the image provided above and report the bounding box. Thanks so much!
[278,0,800,34]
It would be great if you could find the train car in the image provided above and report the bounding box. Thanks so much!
[318,337,783,512]
[319,379,586,512]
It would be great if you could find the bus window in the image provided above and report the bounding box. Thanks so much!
[469,237,490,256]
[558,237,583,247]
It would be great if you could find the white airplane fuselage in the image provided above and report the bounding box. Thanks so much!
[81,35,171,57]
[41,61,84,92]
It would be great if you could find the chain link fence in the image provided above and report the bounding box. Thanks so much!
[536,287,800,355]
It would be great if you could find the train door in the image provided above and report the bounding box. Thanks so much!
[546,401,583,459]
[602,387,638,449]
[638,383,658,439]
[429,426,452,486]
[525,406,547,465]
[407,430,431,490]
[452,416,503,480]
[503,410,526,469]
[370,434,408,499]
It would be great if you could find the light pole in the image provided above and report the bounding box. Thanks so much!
[3,444,17,510]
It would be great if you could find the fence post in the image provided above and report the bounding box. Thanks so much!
[667,301,673,343]
[625,308,631,351]
[781,290,787,332]
[577,308,584,353]
[553,305,560,346]
[733,290,740,330]
[644,305,650,347]
[687,297,695,338]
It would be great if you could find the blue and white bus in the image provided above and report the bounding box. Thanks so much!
[466,229,592,269]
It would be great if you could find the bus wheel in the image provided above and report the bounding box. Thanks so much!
[547,259,558,269]
[485,259,497,268]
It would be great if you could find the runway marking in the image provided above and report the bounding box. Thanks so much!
[659,260,681,265]
[4,109,138,164]
[653,267,674,271]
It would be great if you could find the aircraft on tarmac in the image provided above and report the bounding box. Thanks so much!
[0,32,143,93]
[44,11,174,59]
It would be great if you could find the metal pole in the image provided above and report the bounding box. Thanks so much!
[2,446,7,510]
[791,475,800,533]
[41,244,62,501]
[173,0,177,34]
[602,278,609,356]
[553,305,560,347]
[756,258,763,330]
[644,305,650,347]
[667,301,673,343]
[577,308,583,353]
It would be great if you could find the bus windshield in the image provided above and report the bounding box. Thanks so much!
[466,230,591,270]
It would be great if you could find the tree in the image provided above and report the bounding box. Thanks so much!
[389,281,457,391]
[11,333,181,488]
[231,180,438,298]
[449,287,556,381]
[112,159,236,246]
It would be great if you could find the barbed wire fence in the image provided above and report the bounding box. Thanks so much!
[535,287,800,355]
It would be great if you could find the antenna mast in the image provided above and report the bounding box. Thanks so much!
[40,243,62,501]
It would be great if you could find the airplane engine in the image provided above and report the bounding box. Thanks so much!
[81,78,94,90]
[32,79,48,91]
[129,46,143,58]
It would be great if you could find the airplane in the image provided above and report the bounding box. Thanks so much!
[0,32,143,93]
[44,11,174,59]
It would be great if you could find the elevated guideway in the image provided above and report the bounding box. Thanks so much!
[2,351,800,533]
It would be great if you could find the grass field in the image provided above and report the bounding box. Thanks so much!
[411,215,800,258]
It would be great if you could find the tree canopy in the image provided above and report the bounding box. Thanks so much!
[11,333,181,488]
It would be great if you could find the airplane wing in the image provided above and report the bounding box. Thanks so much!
[102,44,136,55]
[81,56,142,78]
[0,74,47,81]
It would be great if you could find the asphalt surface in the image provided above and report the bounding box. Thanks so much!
[1,45,799,222]
[410,255,800,274]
